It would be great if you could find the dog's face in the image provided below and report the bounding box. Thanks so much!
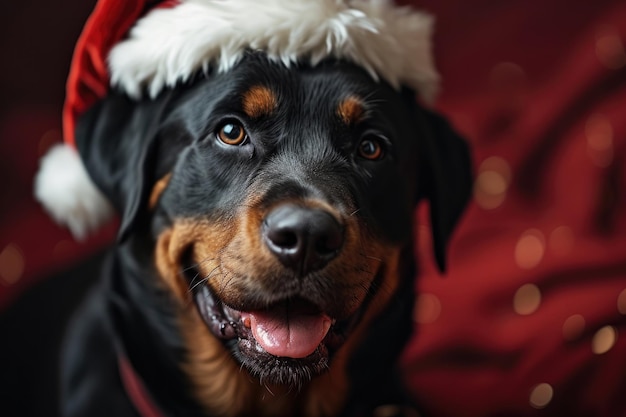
[152,54,420,385]
[76,52,471,413]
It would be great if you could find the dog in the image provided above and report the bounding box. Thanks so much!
[28,1,472,416]
[57,50,472,417]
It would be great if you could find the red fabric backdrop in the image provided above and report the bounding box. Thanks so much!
[1,1,625,416]
[400,1,626,416]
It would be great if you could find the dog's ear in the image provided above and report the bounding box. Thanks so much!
[417,108,473,272]
[75,91,173,242]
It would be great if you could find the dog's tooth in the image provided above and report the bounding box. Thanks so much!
[218,322,238,339]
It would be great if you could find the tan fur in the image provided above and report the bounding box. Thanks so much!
[149,173,172,210]
[154,200,404,416]
[155,219,239,302]
[200,198,375,319]
[242,85,277,119]
[155,219,258,416]
[337,96,365,126]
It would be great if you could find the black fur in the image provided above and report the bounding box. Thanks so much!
[64,52,472,416]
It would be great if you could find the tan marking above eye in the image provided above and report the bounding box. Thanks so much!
[337,96,364,126]
[242,85,277,118]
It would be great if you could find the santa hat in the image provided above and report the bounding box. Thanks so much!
[34,0,439,239]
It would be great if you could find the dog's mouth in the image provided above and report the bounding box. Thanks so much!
[186,267,364,386]
[240,300,334,358]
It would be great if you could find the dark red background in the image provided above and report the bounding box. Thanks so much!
[1,1,625,416]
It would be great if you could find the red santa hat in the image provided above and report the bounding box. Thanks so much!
[34,0,440,239]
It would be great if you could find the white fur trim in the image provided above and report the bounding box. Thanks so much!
[34,144,114,240]
[109,0,439,101]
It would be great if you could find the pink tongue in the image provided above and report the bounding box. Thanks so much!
[242,307,331,359]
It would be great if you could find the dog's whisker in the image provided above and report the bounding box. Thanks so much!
[187,272,201,291]
[204,265,222,281]
[263,382,276,397]
[363,254,383,262]
[187,277,207,293]
[187,265,221,293]
[348,208,361,217]
[182,263,200,273]
[182,255,217,274]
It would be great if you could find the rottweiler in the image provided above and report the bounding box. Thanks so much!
[26,1,476,416]
[58,51,472,417]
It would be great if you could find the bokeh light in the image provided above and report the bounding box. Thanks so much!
[414,293,442,324]
[513,284,542,316]
[0,243,25,286]
[595,25,626,70]
[591,326,617,355]
[529,383,554,409]
[474,156,512,210]
[585,113,614,168]
[515,229,545,269]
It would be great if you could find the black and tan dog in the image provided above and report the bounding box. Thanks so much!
[58,52,471,417]
[28,1,474,416]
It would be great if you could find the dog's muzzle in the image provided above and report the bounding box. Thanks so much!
[183,200,376,386]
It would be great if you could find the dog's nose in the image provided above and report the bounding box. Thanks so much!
[262,204,344,274]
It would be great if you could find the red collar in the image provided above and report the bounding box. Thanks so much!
[118,354,166,417]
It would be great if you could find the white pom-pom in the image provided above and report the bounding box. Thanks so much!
[34,144,114,240]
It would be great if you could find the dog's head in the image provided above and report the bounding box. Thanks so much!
[75,51,471,410]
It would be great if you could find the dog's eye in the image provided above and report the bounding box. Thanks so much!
[217,122,247,145]
[357,137,384,160]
